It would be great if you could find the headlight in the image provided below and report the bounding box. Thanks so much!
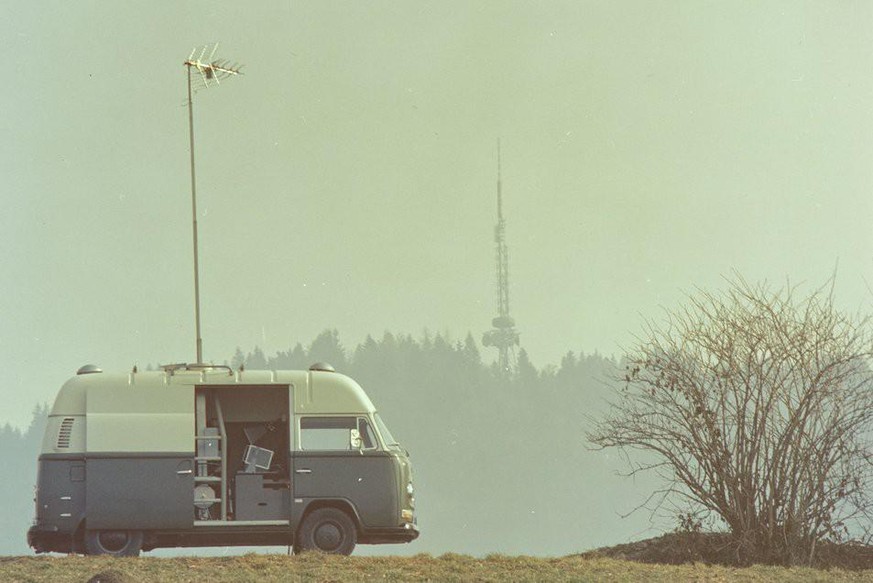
[406,482,414,495]
[401,509,414,523]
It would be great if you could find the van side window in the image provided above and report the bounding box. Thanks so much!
[358,418,377,450]
[300,417,356,451]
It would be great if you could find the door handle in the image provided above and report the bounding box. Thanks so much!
[176,469,193,475]
[295,469,312,474]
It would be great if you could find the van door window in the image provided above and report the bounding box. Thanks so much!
[300,417,356,450]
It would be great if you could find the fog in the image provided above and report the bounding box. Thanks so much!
[0,336,667,556]
[2,0,872,556]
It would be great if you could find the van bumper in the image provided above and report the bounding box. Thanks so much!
[27,524,72,554]
[360,523,420,545]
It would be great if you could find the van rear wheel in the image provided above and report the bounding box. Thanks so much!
[84,529,143,556]
[296,508,357,555]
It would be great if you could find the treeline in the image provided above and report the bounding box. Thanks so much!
[229,330,657,556]
[0,330,658,556]
[0,405,47,555]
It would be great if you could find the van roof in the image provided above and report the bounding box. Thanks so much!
[51,367,377,417]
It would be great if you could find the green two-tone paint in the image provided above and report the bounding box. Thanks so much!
[28,362,418,556]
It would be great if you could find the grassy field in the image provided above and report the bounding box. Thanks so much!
[1,553,872,583]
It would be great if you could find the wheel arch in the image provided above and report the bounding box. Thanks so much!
[297,498,363,535]
[83,526,143,556]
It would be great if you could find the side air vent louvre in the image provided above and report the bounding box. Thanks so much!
[57,418,75,449]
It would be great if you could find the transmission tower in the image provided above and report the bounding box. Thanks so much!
[482,141,520,374]
[183,43,242,364]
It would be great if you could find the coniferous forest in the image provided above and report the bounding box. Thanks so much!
[0,330,659,556]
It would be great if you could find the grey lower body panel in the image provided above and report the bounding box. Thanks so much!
[86,455,195,530]
[292,452,399,528]
[29,456,87,553]
[29,451,417,553]
[29,453,195,553]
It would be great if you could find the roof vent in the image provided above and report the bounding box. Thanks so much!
[77,364,103,375]
[309,362,335,373]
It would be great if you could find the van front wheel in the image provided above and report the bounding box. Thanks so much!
[84,529,143,556]
[296,508,357,555]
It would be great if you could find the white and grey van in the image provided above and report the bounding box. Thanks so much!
[27,362,418,555]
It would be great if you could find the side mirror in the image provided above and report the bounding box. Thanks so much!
[350,429,363,451]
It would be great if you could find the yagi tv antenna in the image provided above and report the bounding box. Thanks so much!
[183,43,243,364]
[185,43,243,91]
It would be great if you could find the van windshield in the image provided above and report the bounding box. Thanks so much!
[374,413,399,448]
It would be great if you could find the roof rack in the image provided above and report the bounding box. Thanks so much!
[161,363,234,376]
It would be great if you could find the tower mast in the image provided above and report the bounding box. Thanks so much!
[483,141,520,374]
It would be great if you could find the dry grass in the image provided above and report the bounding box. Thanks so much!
[1,553,872,583]
[580,533,873,571]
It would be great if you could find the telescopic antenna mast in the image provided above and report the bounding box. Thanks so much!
[183,43,242,364]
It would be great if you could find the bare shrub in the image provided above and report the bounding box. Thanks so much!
[589,276,873,565]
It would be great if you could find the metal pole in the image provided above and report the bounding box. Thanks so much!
[188,65,204,364]
[214,396,228,521]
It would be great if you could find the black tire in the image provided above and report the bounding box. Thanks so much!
[295,508,357,555]
[84,529,143,557]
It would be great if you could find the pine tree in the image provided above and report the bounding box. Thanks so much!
[246,346,267,369]
[230,347,245,369]
[308,329,347,370]
[515,348,538,388]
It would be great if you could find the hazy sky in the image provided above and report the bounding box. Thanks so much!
[3,1,873,427]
